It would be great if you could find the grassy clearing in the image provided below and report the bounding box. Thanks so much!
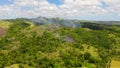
[82,44,99,58]
[0,20,11,29]
[4,64,34,68]
[0,21,11,29]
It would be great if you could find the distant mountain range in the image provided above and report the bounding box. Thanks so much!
[29,17,81,28]
[3,16,120,28]
[30,16,120,25]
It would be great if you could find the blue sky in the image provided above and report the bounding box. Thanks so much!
[0,0,12,5]
[47,0,62,5]
[0,0,120,21]
[0,0,62,5]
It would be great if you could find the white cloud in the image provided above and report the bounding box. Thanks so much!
[0,5,12,16]
[63,0,102,6]
[101,0,120,6]
[101,0,120,15]
[59,0,107,18]
[13,0,38,7]
[0,0,120,20]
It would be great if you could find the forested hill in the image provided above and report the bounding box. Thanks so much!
[4,17,120,27]
[30,17,120,25]
[0,18,120,68]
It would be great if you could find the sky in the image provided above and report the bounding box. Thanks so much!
[0,0,120,21]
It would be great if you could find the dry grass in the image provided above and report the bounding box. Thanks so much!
[110,60,120,68]
[0,20,11,29]
[82,44,99,58]
[4,64,34,68]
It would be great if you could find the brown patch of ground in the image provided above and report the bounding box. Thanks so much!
[0,28,7,36]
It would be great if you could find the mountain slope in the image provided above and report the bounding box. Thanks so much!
[0,18,120,68]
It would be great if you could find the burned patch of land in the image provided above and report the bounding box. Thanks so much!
[0,28,7,36]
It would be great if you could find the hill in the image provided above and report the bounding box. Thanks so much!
[0,18,120,68]
[30,17,120,27]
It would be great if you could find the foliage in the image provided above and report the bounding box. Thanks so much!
[0,19,120,68]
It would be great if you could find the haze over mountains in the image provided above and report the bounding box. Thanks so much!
[20,17,120,27]
[6,16,120,27]
[30,16,120,24]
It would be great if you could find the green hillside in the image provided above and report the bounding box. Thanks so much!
[0,20,12,29]
[0,19,120,68]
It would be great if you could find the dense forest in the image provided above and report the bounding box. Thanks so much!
[0,18,120,68]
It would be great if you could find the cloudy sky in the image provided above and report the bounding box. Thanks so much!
[0,0,120,21]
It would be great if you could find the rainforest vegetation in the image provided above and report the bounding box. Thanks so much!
[0,18,120,68]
